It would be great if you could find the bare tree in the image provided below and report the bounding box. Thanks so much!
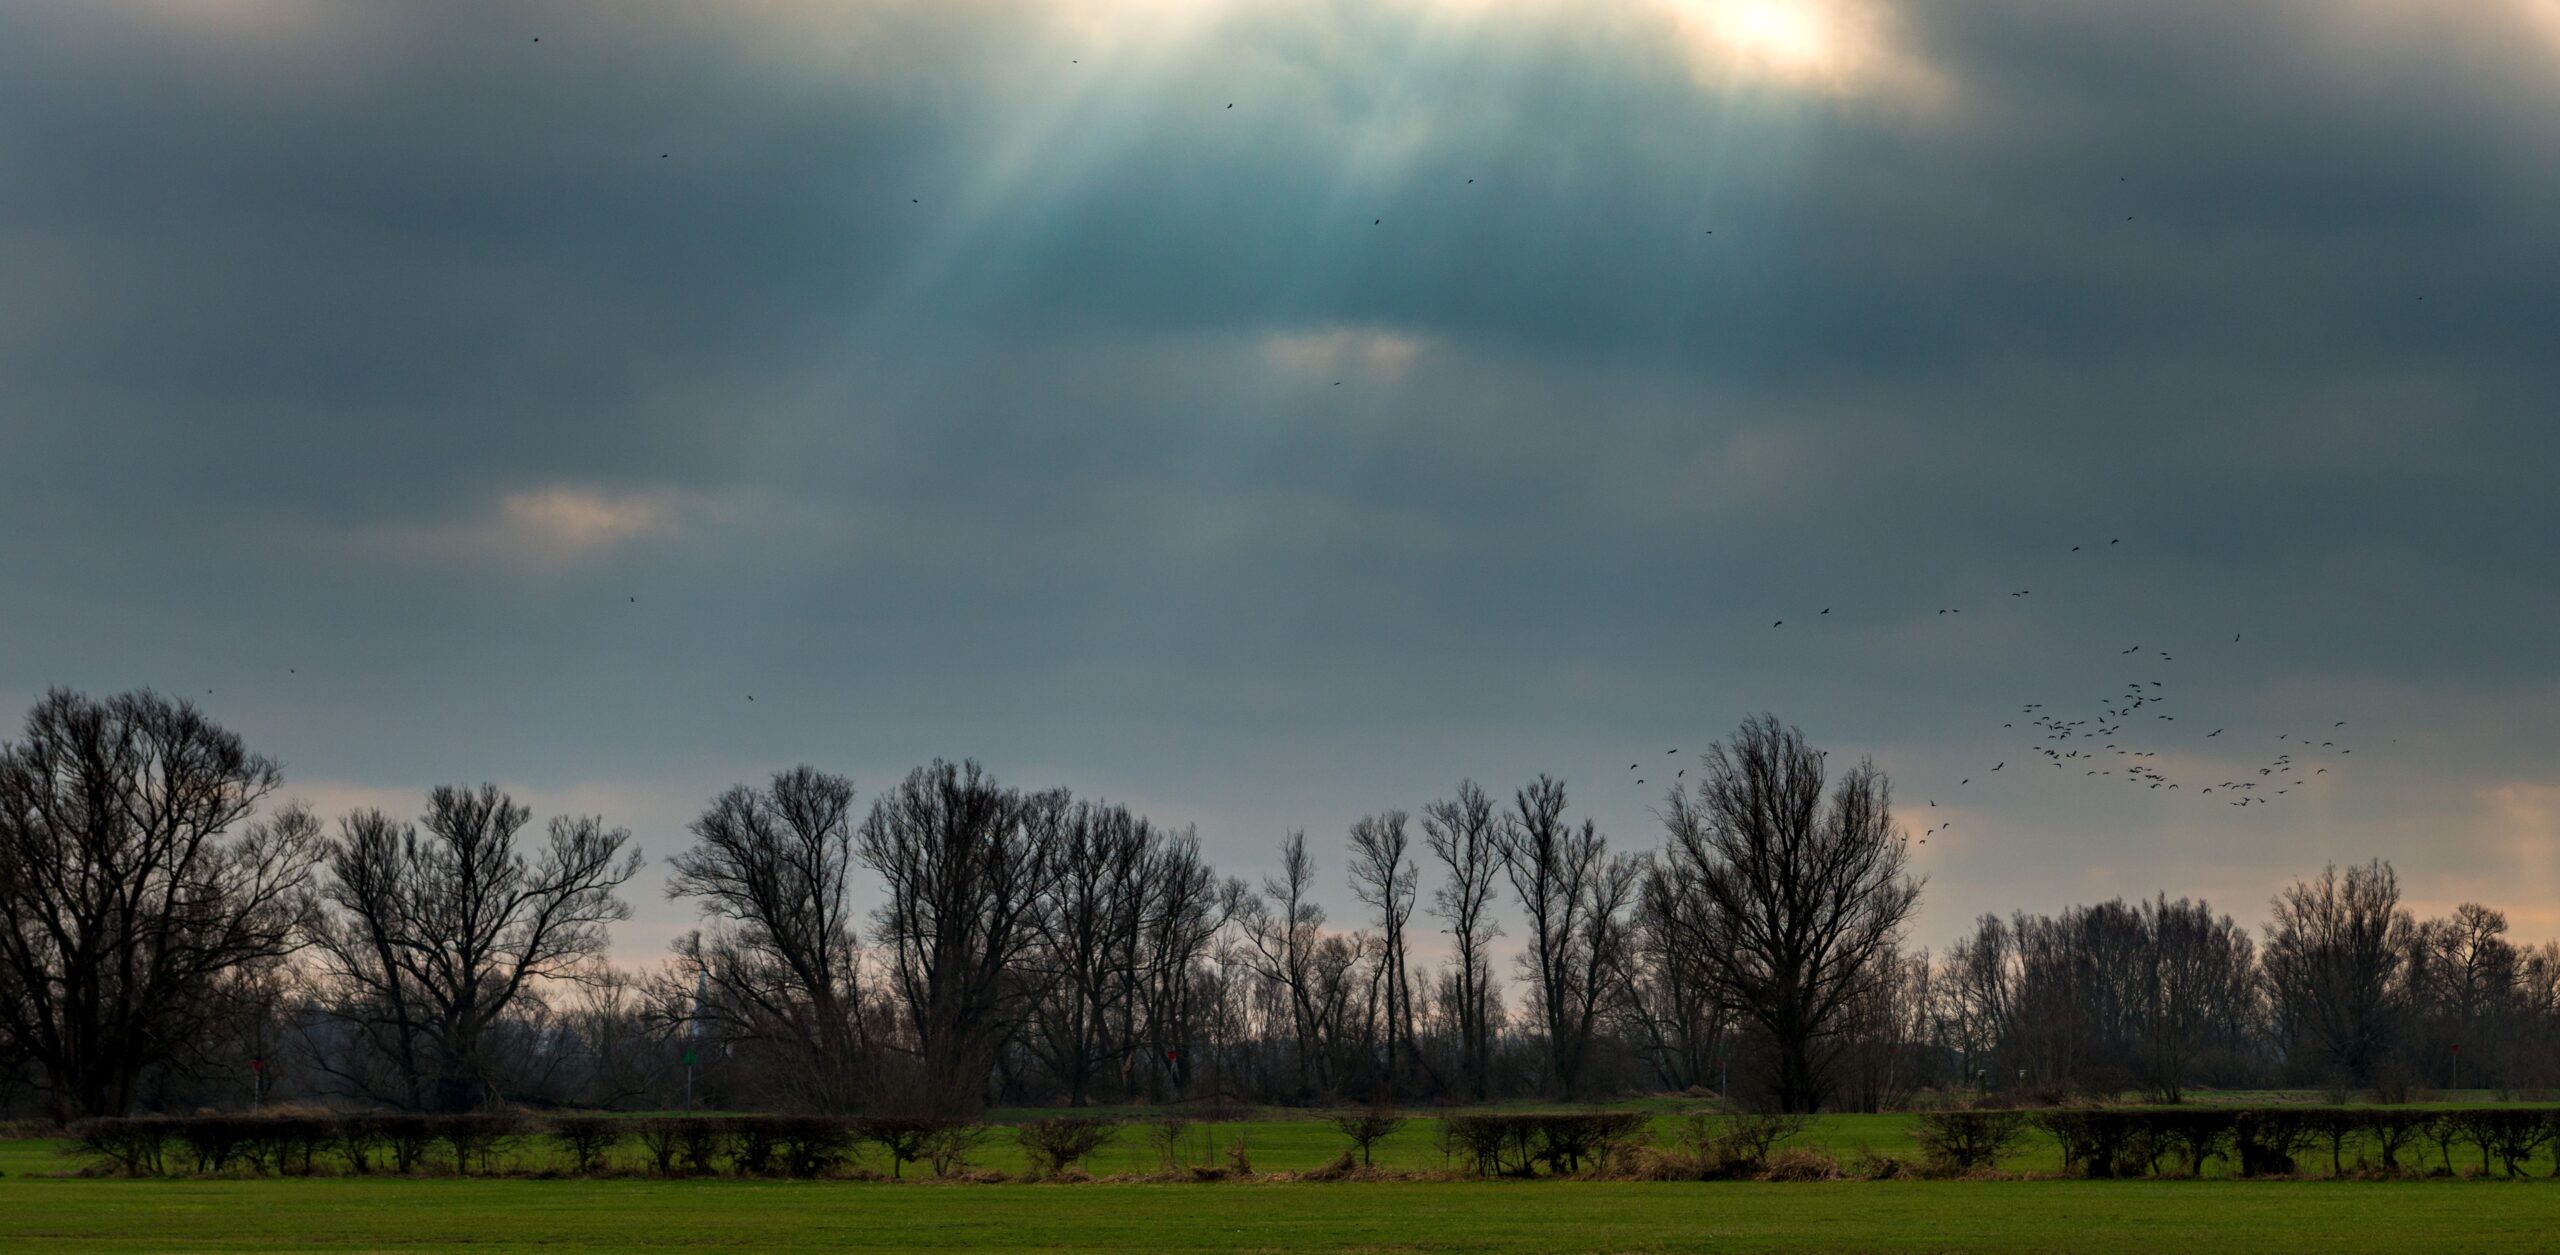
[663,766,867,1112]
[310,784,639,1111]
[1025,801,1153,1107]
[1347,810,1419,1097]
[859,760,1057,1113]
[0,690,319,1123]
[1657,715,1922,1113]
[2137,895,2254,1103]
[1236,831,1330,1099]
[1497,776,1637,1100]
[1422,781,1503,1101]
[2409,902,2518,1087]
[2262,860,2413,1089]
[1936,914,2013,1092]
[1629,860,1726,1092]
[1131,830,1237,1100]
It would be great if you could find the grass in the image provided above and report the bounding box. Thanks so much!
[11,1098,2560,1251]
[6,1177,2560,1252]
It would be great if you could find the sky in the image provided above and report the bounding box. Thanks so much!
[5,0,2560,962]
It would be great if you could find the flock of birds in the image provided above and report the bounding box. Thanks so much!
[1628,537,2375,849]
[268,34,2384,858]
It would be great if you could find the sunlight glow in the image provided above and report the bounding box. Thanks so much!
[1649,0,1943,102]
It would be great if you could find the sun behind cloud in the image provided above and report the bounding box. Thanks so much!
[1649,0,1947,102]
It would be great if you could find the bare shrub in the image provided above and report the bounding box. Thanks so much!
[549,1115,623,1176]
[1708,1110,1809,1175]
[1144,1114,1190,1171]
[770,1115,855,1178]
[69,1117,175,1177]
[632,1118,689,1176]
[923,1124,990,1178]
[1329,1108,1407,1168]
[430,1112,527,1176]
[1912,1107,2029,1173]
[1018,1117,1119,1178]
[856,1116,949,1179]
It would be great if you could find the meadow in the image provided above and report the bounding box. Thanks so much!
[10,1101,2560,1252]
[7,1176,2560,1253]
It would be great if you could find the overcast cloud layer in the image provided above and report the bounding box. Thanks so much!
[5,0,2559,957]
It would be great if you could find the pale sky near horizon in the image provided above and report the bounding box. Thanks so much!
[5,0,2559,965]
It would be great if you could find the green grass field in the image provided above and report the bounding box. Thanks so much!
[5,1177,2560,1253]
[10,1100,2560,1252]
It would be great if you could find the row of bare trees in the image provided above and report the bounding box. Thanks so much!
[10,687,2556,1123]
[1925,860,2560,1102]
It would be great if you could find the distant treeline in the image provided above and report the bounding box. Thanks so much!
[2,689,2551,1124]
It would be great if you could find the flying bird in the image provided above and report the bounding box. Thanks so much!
[1992,763,2004,771]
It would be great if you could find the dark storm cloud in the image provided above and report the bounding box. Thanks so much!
[4,0,2559,948]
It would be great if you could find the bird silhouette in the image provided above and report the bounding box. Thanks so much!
[1992,763,2004,771]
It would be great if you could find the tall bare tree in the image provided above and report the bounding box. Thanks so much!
[1936,914,2014,1091]
[2262,860,2413,1089]
[663,766,867,1112]
[1348,810,1419,1097]
[1025,801,1154,1106]
[0,690,319,1123]
[1236,830,1331,1099]
[1132,828,1236,1100]
[2137,895,2255,1103]
[1657,715,1921,1112]
[311,784,639,1111]
[1422,781,1504,1101]
[1497,775,1637,1100]
[1630,860,1726,1092]
[858,760,1058,1112]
